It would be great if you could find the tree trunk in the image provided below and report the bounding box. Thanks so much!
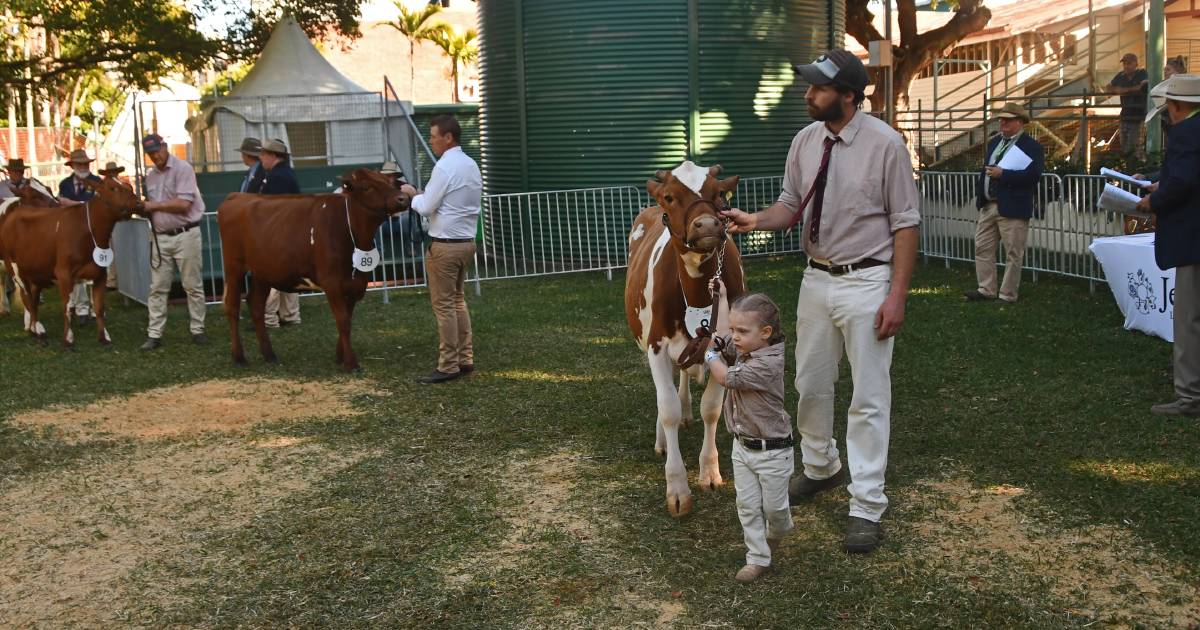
[451,61,459,104]
[410,40,416,101]
[846,0,992,120]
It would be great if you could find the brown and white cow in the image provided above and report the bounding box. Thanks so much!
[0,178,143,347]
[625,161,745,517]
[217,168,410,371]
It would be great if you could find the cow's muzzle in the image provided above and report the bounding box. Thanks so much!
[686,214,725,251]
[393,192,412,215]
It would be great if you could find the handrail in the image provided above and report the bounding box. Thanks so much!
[383,75,438,183]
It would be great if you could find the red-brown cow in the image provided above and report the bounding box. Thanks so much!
[217,168,410,371]
[0,178,143,347]
[625,161,745,517]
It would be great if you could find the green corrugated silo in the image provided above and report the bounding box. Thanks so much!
[478,0,844,194]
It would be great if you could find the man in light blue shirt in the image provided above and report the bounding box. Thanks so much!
[402,114,482,384]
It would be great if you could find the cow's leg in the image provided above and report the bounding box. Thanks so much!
[326,291,359,373]
[224,268,247,366]
[25,283,47,345]
[649,348,691,517]
[677,369,694,429]
[248,277,277,363]
[91,282,111,346]
[697,374,726,491]
[58,277,75,350]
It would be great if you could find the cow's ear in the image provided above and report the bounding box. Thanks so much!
[708,164,724,177]
[82,178,100,190]
[717,174,740,195]
[646,178,661,198]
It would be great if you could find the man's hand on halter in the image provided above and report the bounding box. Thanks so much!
[719,207,756,234]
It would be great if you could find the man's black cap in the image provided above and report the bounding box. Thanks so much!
[793,49,870,93]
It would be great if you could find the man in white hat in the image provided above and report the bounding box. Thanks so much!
[1136,74,1200,417]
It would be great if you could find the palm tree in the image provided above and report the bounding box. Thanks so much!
[387,2,448,100]
[430,26,478,104]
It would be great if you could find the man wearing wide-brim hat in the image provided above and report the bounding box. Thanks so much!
[0,157,30,199]
[963,103,1045,304]
[58,149,105,324]
[1135,74,1200,417]
[256,139,303,328]
[237,137,265,194]
[98,161,126,178]
[59,149,101,202]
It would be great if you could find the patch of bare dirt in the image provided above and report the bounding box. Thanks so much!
[10,378,379,443]
[0,377,379,626]
[0,436,369,628]
[904,477,1200,626]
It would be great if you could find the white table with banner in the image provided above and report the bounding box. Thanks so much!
[1088,233,1175,342]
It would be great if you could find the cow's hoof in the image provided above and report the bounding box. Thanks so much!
[345,366,363,375]
[698,477,724,492]
[263,355,279,365]
[36,336,48,347]
[666,493,694,518]
[232,359,248,368]
[63,344,77,352]
[98,338,112,347]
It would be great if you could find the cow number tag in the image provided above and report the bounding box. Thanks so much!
[93,247,114,268]
[684,306,709,338]
[352,248,380,272]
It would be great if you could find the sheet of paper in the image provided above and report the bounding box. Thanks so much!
[1100,167,1151,188]
[1097,183,1144,214]
[996,144,1032,171]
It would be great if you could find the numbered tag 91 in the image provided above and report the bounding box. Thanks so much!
[93,247,114,268]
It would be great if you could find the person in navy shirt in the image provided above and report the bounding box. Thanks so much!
[1136,75,1200,418]
[58,149,102,202]
[259,139,302,327]
[259,139,300,195]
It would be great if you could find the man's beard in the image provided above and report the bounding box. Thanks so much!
[808,99,846,123]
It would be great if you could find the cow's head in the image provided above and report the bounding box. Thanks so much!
[341,168,412,217]
[85,177,144,218]
[647,161,740,252]
[12,180,56,207]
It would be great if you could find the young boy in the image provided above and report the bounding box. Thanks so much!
[705,285,794,583]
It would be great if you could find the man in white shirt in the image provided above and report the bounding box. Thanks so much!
[401,115,482,384]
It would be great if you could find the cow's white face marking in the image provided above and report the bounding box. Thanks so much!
[629,223,645,243]
[671,161,708,196]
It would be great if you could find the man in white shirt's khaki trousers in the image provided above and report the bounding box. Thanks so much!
[723,50,920,555]
[402,115,483,384]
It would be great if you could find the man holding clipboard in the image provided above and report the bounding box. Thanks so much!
[964,103,1045,303]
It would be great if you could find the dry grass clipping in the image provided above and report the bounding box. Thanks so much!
[904,477,1200,626]
[10,378,378,443]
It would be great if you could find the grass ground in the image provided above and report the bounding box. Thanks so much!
[1,256,1197,628]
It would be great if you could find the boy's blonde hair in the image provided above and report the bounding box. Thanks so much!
[730,293,785,344]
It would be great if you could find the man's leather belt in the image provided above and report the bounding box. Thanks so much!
[808,258,887,276]
[156,222,200,236]
[737,434,795,451]
[431,237,474,244]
